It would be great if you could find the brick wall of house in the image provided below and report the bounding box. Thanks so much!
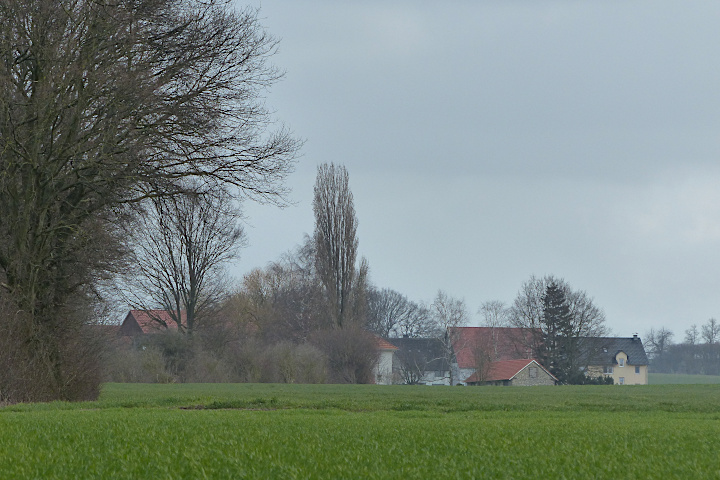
[510,363,556,386]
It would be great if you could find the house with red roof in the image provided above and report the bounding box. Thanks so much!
[118,310,186,336]
[464,359,557,386]
[450,327,542,385]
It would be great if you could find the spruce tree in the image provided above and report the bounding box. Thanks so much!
[542,283,573,383]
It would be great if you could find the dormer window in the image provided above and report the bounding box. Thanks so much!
[618,358,625,367]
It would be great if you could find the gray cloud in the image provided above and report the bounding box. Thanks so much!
[238,0,720,336]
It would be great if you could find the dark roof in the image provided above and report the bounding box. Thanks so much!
[579,336,649,366]
[389,337,450,372]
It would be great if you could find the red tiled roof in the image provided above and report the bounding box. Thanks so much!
[465,359,556,383]
[121,309,185,335]
[375,336,398,351]
[450,327,538,369]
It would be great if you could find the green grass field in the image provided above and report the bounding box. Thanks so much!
[649,373,720,384]
[2,383,720,479]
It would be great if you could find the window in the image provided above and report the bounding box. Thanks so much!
[618,358,625,367]
[619,377,625,385]
[529,367,538,378]
[635,366,640,374]
[603,366,614,374]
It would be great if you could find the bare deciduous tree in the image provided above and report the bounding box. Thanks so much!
[645,327,674,360]
[366,288,432,338]
[0,0,298,402]
[510,276,607,341]
[702,318,720,345]
[431,290,470,334]
[430,290,469,385]
[478,300,510,360]
[479,300,510,328]
[566,289,609,339]
[509,275,608,383]
[124,186,245,334]
[312,163,363,328]
[393,303,435,339]
[684,324,700,345]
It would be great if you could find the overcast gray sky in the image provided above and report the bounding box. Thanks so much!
[235,0,720,338]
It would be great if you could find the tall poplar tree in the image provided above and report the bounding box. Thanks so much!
[312,163,366,328]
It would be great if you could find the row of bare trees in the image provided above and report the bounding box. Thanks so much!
[185,162,474,386]
[644,319,720,375]
[108,163,380,385]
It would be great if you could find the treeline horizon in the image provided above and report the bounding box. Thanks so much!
[644,319,720,375]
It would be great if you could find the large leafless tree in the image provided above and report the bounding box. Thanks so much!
[124,186,245,334]
[312,163,365,328]
[430,290,469,385]
[477,300,510,361]
[702,318,720,345]
[510,276,607,340]
[479,300,510,328]
[685,324,700,345]
[509,275,608,382]
[366,287,432,338]
[0,0,299,401]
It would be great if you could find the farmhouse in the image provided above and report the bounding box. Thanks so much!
[580,335,649,385]
[118,309,186,336]
[450,327,539,385]
[464,359,557,386]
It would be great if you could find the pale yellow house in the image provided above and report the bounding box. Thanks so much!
[582,335,649,385]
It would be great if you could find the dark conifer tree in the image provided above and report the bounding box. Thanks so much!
[542,283,574,383]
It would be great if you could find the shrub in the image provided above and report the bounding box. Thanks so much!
[104,344,174,383]
[184,349,237,383]
[293,343,328,384]
[257,342,328,383]
[0,293,104,404]
[310,327,378,384]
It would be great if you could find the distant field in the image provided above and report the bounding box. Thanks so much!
[2,383,720,479]
[650,373,720,384]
